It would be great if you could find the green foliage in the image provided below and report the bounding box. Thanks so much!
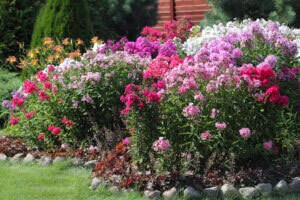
[87,0,157,40]
[0,0,44,71]
[0,70,21,128]
[31,0,94,48]
[203,0,299,27]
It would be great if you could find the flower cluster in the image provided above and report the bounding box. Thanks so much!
[153,137,171,152]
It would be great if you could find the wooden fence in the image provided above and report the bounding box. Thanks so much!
[155,0,210,29]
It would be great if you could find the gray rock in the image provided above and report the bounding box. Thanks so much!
[0,153,7,161]
[203,186,220,199]
[72,157,84,166]
[289,177,300,192]
[239,187,260,199]
[183,186,201,199]
[38,156,52,166]
[10,153,24,163]
[162,187,177,200]
[144,190,161,199]
[221,184,239,198]
[84,160,98,168]
[108,186,120,193]
[23,153,35,163]
[53,156,66,163]
[90,177,102,190]
[274,180,288,194]
[255,183,273,196]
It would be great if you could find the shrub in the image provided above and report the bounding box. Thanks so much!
[4,50,150,149]
[0,0,44,71]
[31,0,93,48]
[123,20,300,173]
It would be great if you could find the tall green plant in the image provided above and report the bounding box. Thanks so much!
[31,0,94,48]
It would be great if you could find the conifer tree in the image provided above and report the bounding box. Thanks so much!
[31,0,93,48]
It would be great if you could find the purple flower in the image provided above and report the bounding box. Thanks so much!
[2,100,13,110]
[264,55,277,68]
[158,40,177,57]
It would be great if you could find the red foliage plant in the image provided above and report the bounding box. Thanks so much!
[93,141,179,191]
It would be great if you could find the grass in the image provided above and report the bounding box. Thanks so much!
[0,160,299,200]
[0,161,145,200]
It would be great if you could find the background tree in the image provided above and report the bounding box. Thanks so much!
[202,0,299,27]
[0,0,44,71]
[87,0,158,40]
[31,0,93,48]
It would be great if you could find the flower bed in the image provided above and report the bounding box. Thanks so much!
[2,18,300,198]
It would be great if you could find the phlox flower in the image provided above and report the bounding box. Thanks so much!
[200,132,211,140]
[89,145,99,152]
[239,128,251,139]
[37,71,49,82]
[10,117,19,125]
[263,140,273,150]
[122,137,131,146]
[153,137,171,152]
[215,122,227,131]
[23,80,38,94]
[43,82,52,90]
[37,133,44,141]
[25,111,35,119]
[210,108,220,118]
[38,90,50,101]
[61,143,69,149]
[183,103,201,117]
[47,65,56,73]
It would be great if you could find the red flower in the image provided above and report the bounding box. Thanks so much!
[23,80,38,94]
[61,116,74,127]
[37,133,44,141]
[48,125,55,132]
[37,71,49,82]
[43,82,52,90]
[25,111,35,119]
[277,95,289,106]
[10,117,19,125]
[12,96,25,108]
[47,65,55,73]
[52,127,61,135]
[38,90,50,101]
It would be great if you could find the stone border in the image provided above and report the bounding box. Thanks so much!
[0,152,97,169]
[90,176,300,199]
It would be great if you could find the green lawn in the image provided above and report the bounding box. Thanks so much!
[0,161,145,200]
[0,160,299,200]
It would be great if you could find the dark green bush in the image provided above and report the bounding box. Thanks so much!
[87,0,158,40]
[203,0,299,27]
[0,0,44,71]
[31,0,94,48]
